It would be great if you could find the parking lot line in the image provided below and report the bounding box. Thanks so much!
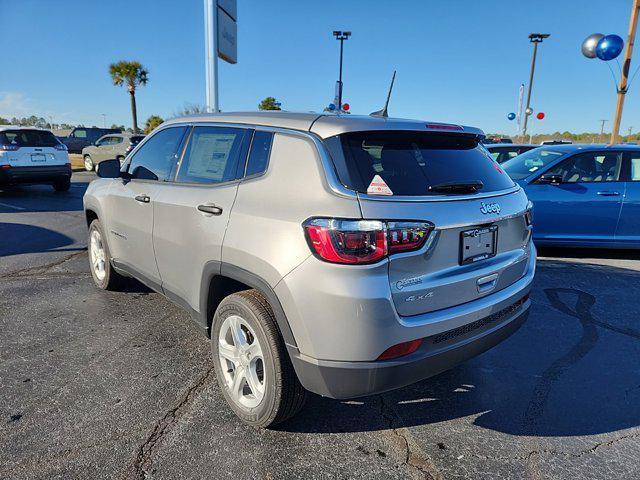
[0,201,26,211]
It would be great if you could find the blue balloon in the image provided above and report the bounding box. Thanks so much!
[596,34,624,61]
[507,112,516,121]
[328,103,336,111]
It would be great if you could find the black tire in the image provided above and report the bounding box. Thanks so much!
[211,290,307,428]
[53,178,71,192]
[88,219,125,290]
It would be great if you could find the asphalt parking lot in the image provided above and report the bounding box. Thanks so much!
[1,172,640,480]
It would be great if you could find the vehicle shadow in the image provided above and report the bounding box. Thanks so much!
[0,223,82,257]
[278,262,640,438]
[0,181,90,213]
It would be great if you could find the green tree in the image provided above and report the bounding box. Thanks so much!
[0,117,9,125]
[258,97,281,111]
[108,61,149,133]
[144,115,164,134]
[110,124,126,131]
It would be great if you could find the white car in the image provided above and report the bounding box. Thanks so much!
[0,126,72,191]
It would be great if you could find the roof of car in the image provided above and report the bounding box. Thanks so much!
[0,125,52,132]
[536,143,640,153]
[162,111,485,139]
[485,143,537,149]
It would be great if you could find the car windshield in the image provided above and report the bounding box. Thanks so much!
[325,131,515,195]
[502,147,565,180]
[0,129,60,147]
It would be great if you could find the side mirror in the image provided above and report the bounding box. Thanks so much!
[96,158,122,178]
[537,174,563,185]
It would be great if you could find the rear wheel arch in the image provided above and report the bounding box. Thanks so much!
[200,262,298,349]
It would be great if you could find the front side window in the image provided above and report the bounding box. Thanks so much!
[502,147,565,180]
[128,127,187,181]
[325,131,514,195]
[544,152,622,183]
[176,126,246,184]
[245,131,273,177]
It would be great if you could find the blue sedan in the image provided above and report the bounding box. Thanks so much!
[502,144,640,248]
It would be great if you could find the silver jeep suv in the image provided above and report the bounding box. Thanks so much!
[83,112,535,427]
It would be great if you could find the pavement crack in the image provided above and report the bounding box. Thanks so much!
[129,364,216,479]
[378,395,442,479]
[2,250,87,278]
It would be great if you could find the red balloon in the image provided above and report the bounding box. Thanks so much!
[342,103,350,111]
[536,112,545,120]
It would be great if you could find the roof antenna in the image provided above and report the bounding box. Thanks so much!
[370,70,396,118]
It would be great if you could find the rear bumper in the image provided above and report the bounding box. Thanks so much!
[0,165,71,185]
[290,297,530,399]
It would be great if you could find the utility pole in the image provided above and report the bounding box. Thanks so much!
[628,126,634,138]
[333,31,351,111]
[600,119,608,135]
[101,113,106,128]
[522,33,550,138]
[611,0,640,144]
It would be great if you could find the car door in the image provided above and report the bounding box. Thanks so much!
[525,151,625,243]
[615,150,640,244]
[152,125,252,310]
[105,126,188,289]
[92,136,110,162]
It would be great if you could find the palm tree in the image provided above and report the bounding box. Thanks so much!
[109,61,149,133]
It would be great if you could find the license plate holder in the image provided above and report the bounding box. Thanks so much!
[31,153,46,162]
[460,225,498,265]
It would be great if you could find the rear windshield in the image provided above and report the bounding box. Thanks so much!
[325,131,515,195]
[502,147,565,180]
[0,129,60,147]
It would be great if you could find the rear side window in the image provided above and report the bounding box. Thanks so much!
[246,131,273,177]
[128,127,187,181]
[176,126,246,184]
[325,131,514,195]
[0,129,60,147]
[71,129,87,138]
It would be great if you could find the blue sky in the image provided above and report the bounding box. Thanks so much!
[1,0,639,134]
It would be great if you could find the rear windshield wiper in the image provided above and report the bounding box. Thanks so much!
[428,181,484,193]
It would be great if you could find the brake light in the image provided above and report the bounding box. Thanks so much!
[425,123,464,131]
[304,219,387,264]
[303,218,433,264]
[55,143,68,151]
[377,338,424,360]
[0,144,19,151]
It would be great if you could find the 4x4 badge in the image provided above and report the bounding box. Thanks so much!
[480,202,501,215]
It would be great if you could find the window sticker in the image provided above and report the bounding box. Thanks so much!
[367,174,393,195]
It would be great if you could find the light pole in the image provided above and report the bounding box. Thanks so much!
[333,31,351,111]
[522,33,550,139]
[611,0,640,144]
[101,113,106,128]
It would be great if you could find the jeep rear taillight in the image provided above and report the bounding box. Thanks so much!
[0,144,19,151]
[303,218,433,265]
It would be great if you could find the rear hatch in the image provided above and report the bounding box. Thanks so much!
[325,129,532,316]
[0,129,68,166]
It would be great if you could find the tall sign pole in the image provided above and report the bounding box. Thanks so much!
[204,0,237,113]
[204,0,219,112]
[522,33,550,139]
[333,31,351,112]
[611,0,640,144]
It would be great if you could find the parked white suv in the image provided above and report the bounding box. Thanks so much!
[84,112,535,427]
[0,126,71,191]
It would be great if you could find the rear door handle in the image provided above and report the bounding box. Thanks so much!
[596,191,620,196]
[134,194,150,203]
[197,204,223,215]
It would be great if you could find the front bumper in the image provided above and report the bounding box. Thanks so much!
[0,165,72,185]
[290,296,530,399]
